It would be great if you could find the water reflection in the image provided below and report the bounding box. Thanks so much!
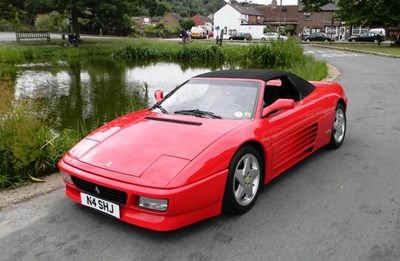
[13,58,219,130]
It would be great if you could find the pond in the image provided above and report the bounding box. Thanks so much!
[12,58,230,130]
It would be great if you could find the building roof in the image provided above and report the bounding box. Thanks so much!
[170,13,184,22]
[298,1,339,11]
[256,5,298,22]
[230,3,263,16]
[193,15,213,23]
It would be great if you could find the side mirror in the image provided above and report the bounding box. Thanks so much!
[262,98,295,117]
[154,90,164,102]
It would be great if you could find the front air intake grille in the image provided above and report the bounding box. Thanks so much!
[71,176,127,205]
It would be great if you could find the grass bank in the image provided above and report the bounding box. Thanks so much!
[314,43,400,57]
[0,38,327,189]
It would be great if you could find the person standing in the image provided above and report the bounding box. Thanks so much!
[180,28,188,44]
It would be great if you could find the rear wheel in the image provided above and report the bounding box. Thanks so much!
[329,103,346,149]
[223,146,263,214]
[306,38,311,42]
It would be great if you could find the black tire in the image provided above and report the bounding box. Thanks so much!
[223,146,263,214]
[329,103,346,149]
[306,38,311,42]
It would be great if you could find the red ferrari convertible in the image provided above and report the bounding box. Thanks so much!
[59,69,347,231]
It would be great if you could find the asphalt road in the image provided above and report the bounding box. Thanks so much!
[1,46,400,261]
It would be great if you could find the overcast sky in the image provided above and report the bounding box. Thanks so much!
[225,0,299,5]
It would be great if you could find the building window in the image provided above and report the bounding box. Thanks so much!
[228,29,237,36]
[304,12,311,20]
[352,25,368,35]
[325,26,337,36]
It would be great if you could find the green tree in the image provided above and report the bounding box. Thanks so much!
[90,0,136,35]
[337,0,400,27]
[35,11,68,32]
[156,2,171,16]
[300,0,400,27]
[180,19,195,30]
[0,1,26,28]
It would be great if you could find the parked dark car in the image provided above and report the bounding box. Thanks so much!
[229,32,252,41]
[304,32,332,42]
[348,32,379,42]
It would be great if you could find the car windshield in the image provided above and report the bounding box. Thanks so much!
[154,79,260,120]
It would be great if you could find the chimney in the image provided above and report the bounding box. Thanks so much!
[242,0,249,6]
[271,0,277,9]
[231,0,238,4]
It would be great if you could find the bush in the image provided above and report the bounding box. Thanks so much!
[0,19,13,31]
[245,39,304,67]
[0,91,80,188]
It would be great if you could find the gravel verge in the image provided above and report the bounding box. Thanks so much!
[0,173,64,210]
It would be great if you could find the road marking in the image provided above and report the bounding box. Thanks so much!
[305,50,364,58]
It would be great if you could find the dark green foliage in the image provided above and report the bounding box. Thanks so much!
[0,97,82,189]
[246,39,304,67]
[113,45,161,60]
[161,0,226,16]
[301,0,400,27]
[181,19,195,30]
[0,0,226,34]
[337,0,400,27]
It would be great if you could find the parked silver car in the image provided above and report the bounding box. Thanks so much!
[260,32,288,41]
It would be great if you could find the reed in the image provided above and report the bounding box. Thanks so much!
[0,90,81,189]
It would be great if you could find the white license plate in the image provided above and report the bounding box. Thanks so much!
[80,192,120,219]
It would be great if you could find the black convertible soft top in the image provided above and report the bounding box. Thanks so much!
[196,69,316,97]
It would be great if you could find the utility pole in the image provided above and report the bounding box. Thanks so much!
[278,0,282,32]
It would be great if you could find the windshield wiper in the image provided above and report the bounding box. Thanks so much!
[174,109,222,119]
[152,103,168,114]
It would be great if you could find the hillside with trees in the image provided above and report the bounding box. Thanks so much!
[0,0,226,35]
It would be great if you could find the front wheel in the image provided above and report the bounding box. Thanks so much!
[223,146,263,214]
[329,103,346,149]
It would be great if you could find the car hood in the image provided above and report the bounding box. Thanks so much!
[71,111,243,177]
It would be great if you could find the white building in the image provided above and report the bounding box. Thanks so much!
[213,0,266,39]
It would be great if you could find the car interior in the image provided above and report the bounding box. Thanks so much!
[263,76,301,107]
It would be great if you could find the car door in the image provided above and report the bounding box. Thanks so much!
[263,77,318,179]
[314,33,322,41]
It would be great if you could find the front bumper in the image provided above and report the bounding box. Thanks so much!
[58,159,228,231]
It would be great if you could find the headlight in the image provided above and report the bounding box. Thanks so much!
[137,196,168,212]
[60,170,73,184]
